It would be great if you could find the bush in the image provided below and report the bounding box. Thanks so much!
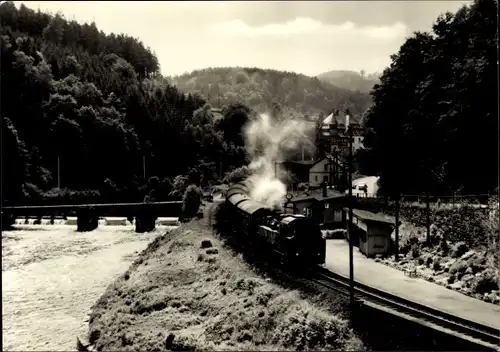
[41,187,101,205]
[182,184,202,219]
[432,260,441,271]
[482,198,499,280]
[433,205,489,249]
[410,243,420,259]
[201,239,213,249]
[223,166,251,184]
[472,269,499,294]
[450,241,468,258]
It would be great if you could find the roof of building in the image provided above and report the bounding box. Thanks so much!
[283,160,317,166]
[322,110,361,126]
[350,209,394,225]
[210,108,224,120]
[289,188,345,203]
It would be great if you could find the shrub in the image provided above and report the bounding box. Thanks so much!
[223,166,251,184]
[410,243,420,259]
[450,241,468,258]
[201,239,213,249]
[182,184,202,219]
[433,205,489,249]
[472,269,499,294]
[41,187,101,205]
[482,198,499,281]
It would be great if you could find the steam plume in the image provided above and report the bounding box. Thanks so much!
[243,113,313,209]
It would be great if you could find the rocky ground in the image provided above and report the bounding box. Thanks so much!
[86,203,364,351]
[376,245,499,304]
[378,218,499,305]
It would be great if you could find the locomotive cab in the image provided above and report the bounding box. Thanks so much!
[279,215,326,265]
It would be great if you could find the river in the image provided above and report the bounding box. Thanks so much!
[2,221,177,351]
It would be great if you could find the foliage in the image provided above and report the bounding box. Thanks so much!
[0,2,252,206]
[317,70,381,93]
[223,166,252,184]
[361,0,498,196]
[181,184,202,219]
[169,67,373,118]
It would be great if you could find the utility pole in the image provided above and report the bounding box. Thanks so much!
[346,115,355,306]
[395,193,400,262]
[426,192,431,245]
[57,156,61,189]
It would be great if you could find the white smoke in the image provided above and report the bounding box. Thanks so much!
[243,113,314,209]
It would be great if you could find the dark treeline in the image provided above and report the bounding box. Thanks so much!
[1,2,251,206]
[1,1,497,207]
[359,0,498,197]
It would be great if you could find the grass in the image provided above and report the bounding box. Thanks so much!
[87,205,364,351]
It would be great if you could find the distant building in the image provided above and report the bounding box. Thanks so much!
[309,158,331,188]
[321,109,366,156]
[281,157,342,189]
[210,107,224,121]
[284,183,345,228]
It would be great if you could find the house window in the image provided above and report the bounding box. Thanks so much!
[323,175,328,182]
[324,164,328,171]
[315,176,318,181]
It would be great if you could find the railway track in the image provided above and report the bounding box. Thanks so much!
[310,266,500,350]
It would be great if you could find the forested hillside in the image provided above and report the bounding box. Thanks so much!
[317,70,381,93]
[1,2,251,206]
[169,67,373,118]
[359,0,498,196]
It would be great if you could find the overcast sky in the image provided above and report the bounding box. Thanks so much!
[16,1,470,77]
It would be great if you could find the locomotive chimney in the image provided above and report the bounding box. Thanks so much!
[322,181,327,198]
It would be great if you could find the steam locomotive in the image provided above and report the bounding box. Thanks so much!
[225,180,326,265]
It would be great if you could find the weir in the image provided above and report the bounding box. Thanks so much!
[2,201,183,233]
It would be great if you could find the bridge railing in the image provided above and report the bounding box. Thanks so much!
[2,201,183,233]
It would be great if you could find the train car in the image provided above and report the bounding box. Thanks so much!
[225,181,326,266]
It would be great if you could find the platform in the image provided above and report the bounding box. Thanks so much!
[324,239,500,330]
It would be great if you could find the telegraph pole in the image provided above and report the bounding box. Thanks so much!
[346,114,355,305]
[57,156,61,189]
[395,193,400,262]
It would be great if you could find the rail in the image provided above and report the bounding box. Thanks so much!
[311,266,500,350]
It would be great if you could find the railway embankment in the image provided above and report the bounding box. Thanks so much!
[85,203,364,351]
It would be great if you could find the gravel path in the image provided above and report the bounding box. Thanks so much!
[2,224,175,351]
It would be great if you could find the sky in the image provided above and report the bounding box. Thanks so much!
[15,1,471,77]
